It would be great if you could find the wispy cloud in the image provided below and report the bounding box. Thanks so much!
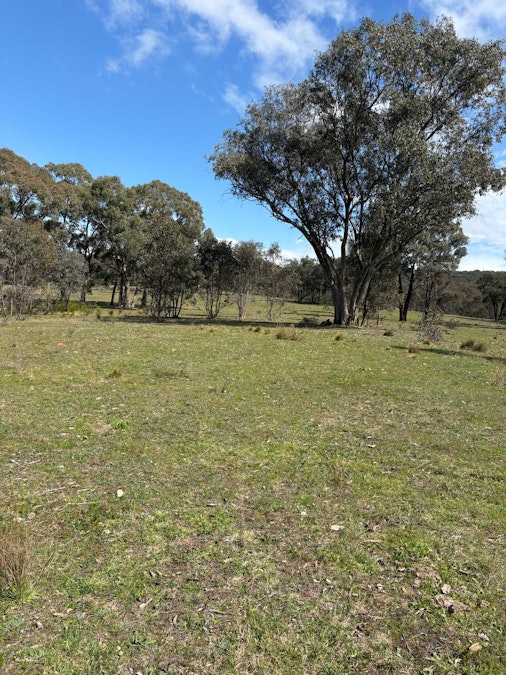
[459,245,506,271]
[223,84,253,115]
[159,0,353,86]
[420,0,506,40]
[106,27,170,72]
[86,0,145,29]
[88,0,354,83]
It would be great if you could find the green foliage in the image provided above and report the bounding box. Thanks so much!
[197,232,235,319]
[477,272,506,322]
[136,181,204,320]
[211,15,506,324]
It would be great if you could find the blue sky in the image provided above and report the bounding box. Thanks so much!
[1,0,505,270]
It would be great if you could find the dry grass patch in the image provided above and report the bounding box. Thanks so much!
[0,523,31,598]
[275,326,304,341]
[460,338,487,352]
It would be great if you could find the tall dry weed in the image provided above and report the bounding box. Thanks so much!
[0,524,30,597]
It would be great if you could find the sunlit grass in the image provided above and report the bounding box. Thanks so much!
[0,309,505,673]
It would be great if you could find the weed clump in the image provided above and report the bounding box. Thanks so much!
[416,315,443,341]
[460,339,487,352]
[275,327,304,341]
[334,333,344,342]
[0,524,30,598]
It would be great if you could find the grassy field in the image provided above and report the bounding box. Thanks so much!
[0,302,505,674]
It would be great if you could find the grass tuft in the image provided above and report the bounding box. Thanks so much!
[461,338,475,350]
[275,326,304,341]
[0,524,31,599]
[461,339,487,352]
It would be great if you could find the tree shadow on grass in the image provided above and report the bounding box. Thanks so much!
[118,313,339,329]
[391,344,506,365]
[449,318,506,331]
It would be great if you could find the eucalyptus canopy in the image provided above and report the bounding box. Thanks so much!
[210,14,506,324]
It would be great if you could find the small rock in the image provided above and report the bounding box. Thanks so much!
[449,600,469,614]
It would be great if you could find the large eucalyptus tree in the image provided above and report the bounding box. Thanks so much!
[211,14,506,324]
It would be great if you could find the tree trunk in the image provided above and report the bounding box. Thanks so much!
[121,277,131,309]
[348,270,374,325]
[110,282,117,307]
[398,267,415,322]
[329,281,347,325]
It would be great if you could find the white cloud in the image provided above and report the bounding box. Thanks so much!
[106,27,170,71]
[463,191,506,246]
[108,0,144,27]
[154,0,335,86]
[460,190,506,270]
[295,0,351,22]
[223,84,253,115]
[420,0,506,40]
[85,0,144,29]
[90,0,353,84]
[459,246,506,271]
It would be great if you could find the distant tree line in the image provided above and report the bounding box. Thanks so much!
[1,147,505,323]
[0,148,327,321]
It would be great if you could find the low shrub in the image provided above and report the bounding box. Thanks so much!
[298,316,319,328]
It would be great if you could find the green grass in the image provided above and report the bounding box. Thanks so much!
[0,307,505,673]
